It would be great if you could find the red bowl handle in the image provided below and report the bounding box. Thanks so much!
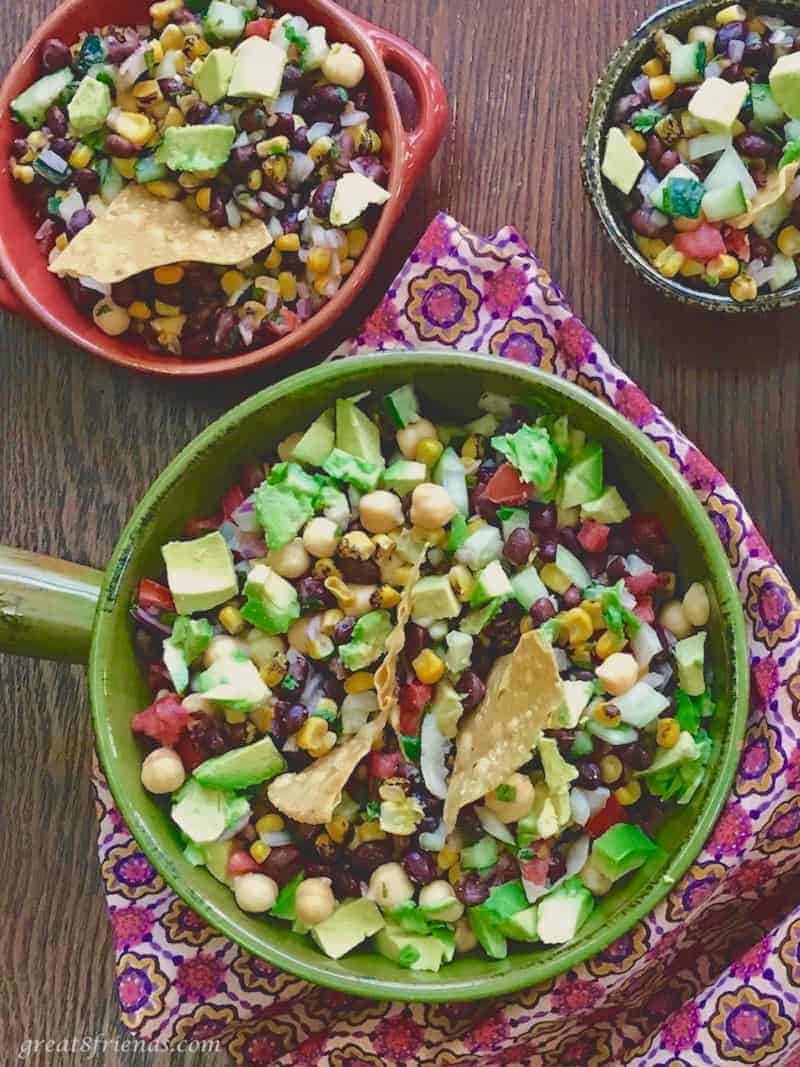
[353,17,448,198]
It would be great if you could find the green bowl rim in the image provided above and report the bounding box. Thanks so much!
[580,0,800,313]
[88,351,749,1002]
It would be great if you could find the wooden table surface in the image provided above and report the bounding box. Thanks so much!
[1,1,798,1063]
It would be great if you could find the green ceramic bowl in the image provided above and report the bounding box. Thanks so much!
[582,0,800,312]
[0,352,748,1001]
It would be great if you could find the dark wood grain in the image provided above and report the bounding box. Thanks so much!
[1,1,797,1063]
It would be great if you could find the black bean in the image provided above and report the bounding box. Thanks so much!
[351,156,387,184]
[186,100,211,125]
[403,850,437,885]
[562,584,582,609]
[735,132,773,159]
[489,852,519,887]
[111,278,139,307]
[11,138,29,159]
[531,504,556,532]
[49,138,75,160]
[618,742,652,771]
[276,651,309,697]
[333,867,361,898]
[262,845,304,886]
[504,527,534,566]
[548,852,567,882]
[606,557,628,584]
[73,168,100,197]
[454,873,489,907]
[282,62,304,88]
[336,556,380,585]
[41,38,72,73]
[66,208,94,238]
[240,105,268,132]
[613,93,643,123]
[351,840,393,877]
[333,616,356,646]
[715,20,746,55]
[208,193,228,229]
[45,105,67,138]
[577,760,600,789]
[297,576,332,612]
[106,134,136,158]
[311,179,337,220]
[530,597,555,626]
[455,670,486,712]
[158,77,184,99]
[105,38,139,65]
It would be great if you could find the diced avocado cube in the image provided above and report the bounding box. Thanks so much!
[601,126,645,195]
[254,481,314,550]
[510,565,549,611]
[389,900,430,934]
[689,77,749,134]
[559,442,603,510]
[229,35,286,98]
[443,630,473,676]
[375,924,446,972]
[193,651,269,710]
[290,408,335,467]
[157,124,236,171]
[539,736,579,793]
[194,48,235,104]
[12,68,74,129]
[171,778,228,844]
[67,76,111,136]
[549,679,593,729]
[461,836,497,871]
[201,838,235,887]
[470,560,513,608]
[482,879,529,922]
[163,615,213,694]
[323,447,383,492]
[459,597,504,635]
[311,898,385,959]
[536,876,595,945]
[241,563,300,635]
[580,486,630,524]
[555,544,591,591]
[269,461,323,501]
[410,575,461,622]
[194,735,286,791]
[467,906,508,959]
[669,40,706,84]
[639,730,700,777]
[752,82,786,126]
[674,631,706,697]
[384,385,420,428]
[204,0,247,42]
[330,172,390,227]
[382,460,427,496]
[162,531,238,615]
[501,904,539,941]
[455,524,504,571]
[613,681,671,727]
[770,51,800,120]
[769,251,799,291]
[339,610,393,670]
[335,397,383,466]
[592,823,659,883]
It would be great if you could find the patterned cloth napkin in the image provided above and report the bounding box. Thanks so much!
[93,214,800,1067]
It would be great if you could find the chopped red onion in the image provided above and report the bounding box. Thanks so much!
[704,61,722,79]
[728,38,745,63]
[307,121,333,143]
[130,605,172,637]
[340,109,370,127]
[272,91,296,115]
[288,150,315,187]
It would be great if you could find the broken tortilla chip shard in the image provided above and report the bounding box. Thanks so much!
[443,630,564,831]
[731,161,800,229]
[267,555,425,825]
[49,184,271,284]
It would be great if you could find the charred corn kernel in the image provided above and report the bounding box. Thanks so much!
[324,575,354,609]
[249,840,271,863]
[448,564,475,602]
[581,599,604,630]
[307,246,332,274]
[251,705,274,734]
[437,845,458,871]
[128,301,152,321]
[276,232,300,254]
[679,258,706,278]
[340,530,375,560]
[654,113,682,147]
[540,563,572,595]
[246,168,263,191]
[146,180,181,200]
[278,271,297,302]
[641,57,664,77]
[313,557,341,580]
[355,820,386,845]
[308,135,333,162]
[26,130,48,150]
[416,438,444,467]
[615,780,642,806]
[154,299,181,316]
[195,186,212,212]
[12,164,34,184]
[347,228,369,257]
[265,247,282,272]
[649,74,675,101]
[344,672,376,696]
[308,635,335,660]
[326,816,349,844]
[109,110,154,146]
[112,156,137,179]
[154,315,186,340]
[340,257,355,277]
[778,225,800,257]
[411,525,447,546]
[448,863,463,887]
[257,135,291,158]
[372,534,395,560]
[297,717,329,752]
[596,629,627,660]
[562,608,594,646]
[162,104,184,130]
[653,244,685,279]
[716,4,746,25]
[311,274,331,295]
[55,232,68,251]
[312,831,336,859]
[68,143,93,169]
[519,616,533,634]
[224,708,246,724]
[189,36,210,59]
[634,235,667,262]
[730,273,757,302]
[219,605,245,635]
[594,702,622,728]
[221,270,247,297]
[599,754,623,785]
[392,563,413,587]
[133,79,163,105]
[571,642,593,669]
[260,662,286,687]
[413,649,446,685]
[149,42,165,65]
[461,434,483,461]
[256,814,285,834]
[624,128,647,153]
[707,254,739,280]
[371,585,401,610]
[656,718,680,748]
[154,265,184,286]
[160,23,185,50]
[263,154,288,181]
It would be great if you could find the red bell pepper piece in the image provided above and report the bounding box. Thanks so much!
[397,679,432,737]
[520,856,550,885]
[244,17,274,38]
[184,514,223,538]
[221,484,245,520]
[722,224,750,262]
[585,795,627,838]
[485,463,533,505]
[137,578,175,614]
[132,694,189,747]
[577,519,610,554]
[673,222,726,263]
[227,849,263,875]
[625,572,667,598]
[633,595,655,624]
[368,751,404,780]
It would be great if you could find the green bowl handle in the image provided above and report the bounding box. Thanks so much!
[0,546,103,664]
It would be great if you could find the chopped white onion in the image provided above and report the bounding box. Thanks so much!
[268,216,284,239]
[576,785,610,818]
[233,130,250,149]
[59,188,85,222]
[340,109,370,127]
[260,830,293,846]
[307,121,333,143]
[475,806,516,845]
[78,275,110,295]
[565,834,591,876]
[419,819,447,852]
[626,554,653,576]
[272,91,296,115]
[156,49,179,79]
[260,190,285,210]
[553,648,569,672]
[750,261,777,287]
[651,207,669,227]
[570,789,591,826]
[117,46,147,88]
[420,712,451,800]
[225,200,242,228]
[632,620,663,669]
[689,133,732,161]
[341,690,379,734]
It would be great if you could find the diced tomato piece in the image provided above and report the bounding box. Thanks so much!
[132,694,189,747]
[520,856,550,885]
[184,514,223,538]
[624,572,667,597]
[368,751,404,780]
[227,849,263,875]
[585,796,627,838]
[578,519,610,554]
[175,733,206,772]
[722,224,750,262]
[485,463,533,505]
[244,16,274,38]
[221,484,245,520]
[397,680,432,736]
[673,222,726,263]
[137,578,175,614]
[633,595,655,624]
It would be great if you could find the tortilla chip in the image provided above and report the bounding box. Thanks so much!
[443,630,564,831]
[730,161,800,229]
[49,184,271,283]
[376,554,426,735]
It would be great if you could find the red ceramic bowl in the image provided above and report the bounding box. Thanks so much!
[0,0,447,378]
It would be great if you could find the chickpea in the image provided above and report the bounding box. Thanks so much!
[687,23,716,59]
[596,652,639,697]
[277,431,304,462]
[683,582,710,627]
[246,631,287,669]
[484,772,535,823]
[203,634,240,667]
[409,483,457,530]
[92,298,131,337]
[287,613,322,654]
[303,516,340,558]
[321,42,365,88]
[368,862,414,910]
[397,418,437,460]
[295,877,337,925]
[267,537,311,579]
[454,916,478,953]
[659,599,693,640]
[359,490,404,534]
[140,746,186,794]
[419,879,464,922]
[233,872,279,913]
[579,856,614,896]
[349,584,378,617]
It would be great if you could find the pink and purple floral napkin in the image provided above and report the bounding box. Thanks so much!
[93,214,800,1066]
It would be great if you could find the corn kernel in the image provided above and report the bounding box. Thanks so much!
[315,612,341,639]
[581,599,604,630]
[413,649,446,685]
[146,180,181,200]
[656,718,681,748]
[634,235,667,262]
[688,24,717,59]
[371,585,401,610]
[654,113,682,147]
[615,781,642,807]
[110,156,137,179]
[540,563,572,595]
[355,820,386,845]
[730,273,757,302]
[26,130,48,150]
[436,845,458,871]
[257,135,291,158]
[256,813,285,834]
[160,23,185,50]
[340,257,355,277]
[133,79,163,105]
[263,154,288,182]
[224,708,246,724]
[276,233,301,253]
[624,128,646,154]
[278,271,298,302]
[562,607,594,646]
[189,36,210,59]
[194,186,212,212]
[68,143,93,169]
[313,557,341,580]
[649,75,675,101]
[251,705,274,734]
[347,228,369,258]
[641,57,663,77]
[716,4,746,26]
[310,273,330,295]
[747,16,766,33]
[161,105,184,131]
[412,525,447,546]
[448,564,475,602]
[219,605,245,635]
[778,225,800,258]
[344,672,375,696]
[599,754,623,785]
[220,270,247,298]
[448,863,463,887]
[340,530,375,560]
[260,661,286,687]
[654,244,686,279]
[596,629,626,660]
[264,248,282,273]
[11,164,34,185]
[128,301,152,321]
[594,702,622,728]
[324,575,354,609]
[304,246,330,274]
[297,717,329,752]
[55,233,68,251]
[706,254,739,280]
[730,118,746,137]
[679,258,706,278]
[248,841,269,863]
[308,135,333,162]
[415,437,444,468]
[108,110,154,147]
[154,299,182,317]
[680,110,705,137]
[326,816,349,844]
[519,616,533,634]
[153,265,184,286]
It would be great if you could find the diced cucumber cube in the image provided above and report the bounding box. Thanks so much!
[701,182,748,222]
